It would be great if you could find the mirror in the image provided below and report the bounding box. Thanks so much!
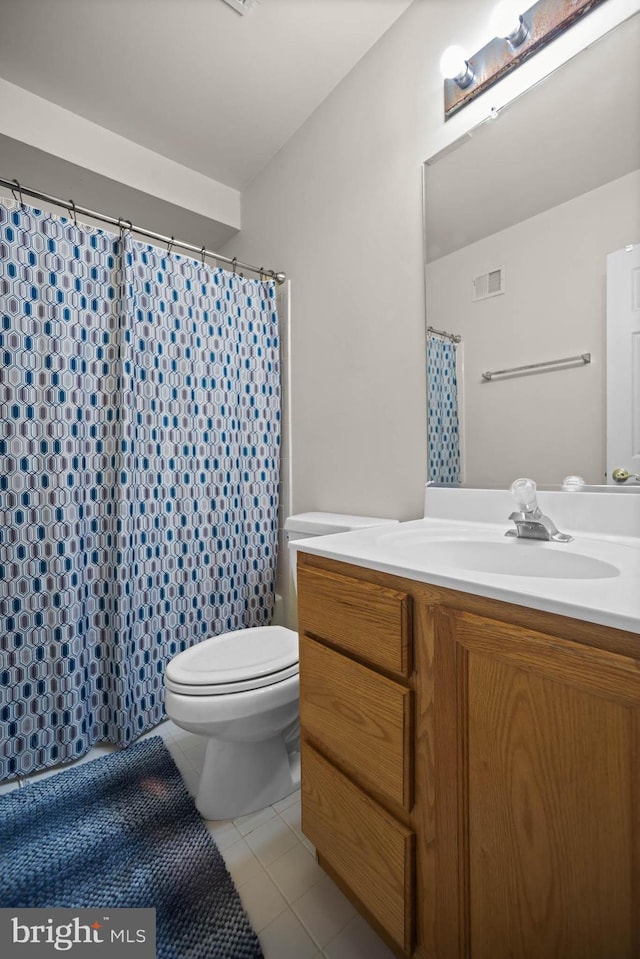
[424,12,640,489]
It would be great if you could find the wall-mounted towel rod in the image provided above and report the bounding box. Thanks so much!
[482,352,591,382]
[427,325,462,343]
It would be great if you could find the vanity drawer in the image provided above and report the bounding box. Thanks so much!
[300,635,412,809]
[302,739,414,955]
[297,562,411,677]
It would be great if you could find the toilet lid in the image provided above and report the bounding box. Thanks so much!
[165,626,298,693]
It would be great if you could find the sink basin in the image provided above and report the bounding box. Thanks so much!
[378,532,621,580]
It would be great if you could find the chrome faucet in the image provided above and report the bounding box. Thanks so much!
[506,478,573,543]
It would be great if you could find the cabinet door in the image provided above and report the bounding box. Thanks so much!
[302,739,415,955]
[434,607,640,959]
[297,562,412,677]
[300,635,412,808]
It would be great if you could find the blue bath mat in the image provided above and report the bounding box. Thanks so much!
[0,737,263,958]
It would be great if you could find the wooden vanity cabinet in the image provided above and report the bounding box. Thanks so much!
[298,562,415,955]
[297,550,640,959]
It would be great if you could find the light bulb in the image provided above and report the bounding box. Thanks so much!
[490,1,528,46]
[439,46,474,88]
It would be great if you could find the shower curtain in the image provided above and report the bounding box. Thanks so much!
[0,198,280,780]
[427,334,461,485]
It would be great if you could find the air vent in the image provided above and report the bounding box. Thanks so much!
[472,266,505,301]
[221,0,257,14]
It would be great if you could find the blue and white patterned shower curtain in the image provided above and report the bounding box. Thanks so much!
[0,199,280,780]
[427,334,461,485]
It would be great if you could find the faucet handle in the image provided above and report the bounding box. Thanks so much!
[509,477,538,513]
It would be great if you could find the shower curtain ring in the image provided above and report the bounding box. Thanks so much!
[117,218,132,242]
[11,179,25,210]
[69,199,78,226]
[201,246,206,265]
[167,236,174,255]
[231,257,237,274]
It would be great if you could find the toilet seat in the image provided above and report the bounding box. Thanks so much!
[164,626,299,696]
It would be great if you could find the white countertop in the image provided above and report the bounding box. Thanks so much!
[291,490,640,635]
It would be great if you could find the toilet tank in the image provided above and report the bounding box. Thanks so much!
[284,511,399,595]
[284,511,398,542]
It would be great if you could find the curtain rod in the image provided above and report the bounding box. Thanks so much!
[427,325,461,343]
[0,175,286,285]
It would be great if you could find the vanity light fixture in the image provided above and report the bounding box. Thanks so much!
[442,0,609,119]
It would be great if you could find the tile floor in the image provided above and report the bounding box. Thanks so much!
[1,720,396,959]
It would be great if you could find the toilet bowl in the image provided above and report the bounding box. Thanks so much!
[164,511,398,820]
[165,625,299,820]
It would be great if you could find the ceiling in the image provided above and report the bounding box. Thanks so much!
[0,0,415,191]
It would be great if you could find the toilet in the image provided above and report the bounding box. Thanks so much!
[164,511,398,820]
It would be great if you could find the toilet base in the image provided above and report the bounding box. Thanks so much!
[195,733,300,820]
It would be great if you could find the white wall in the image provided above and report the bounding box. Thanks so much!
[223,0,640,521]
[0,134,240,254]
[427,171,640,488]
[0,78,240,233]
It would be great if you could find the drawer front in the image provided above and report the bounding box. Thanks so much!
[297,562,411,676]
[300,636,412,809]
[302,740,414,954]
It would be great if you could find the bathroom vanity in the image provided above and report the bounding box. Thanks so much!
[294,489,640,959]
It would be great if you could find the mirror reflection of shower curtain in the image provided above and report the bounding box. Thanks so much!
[427,334,461,484]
